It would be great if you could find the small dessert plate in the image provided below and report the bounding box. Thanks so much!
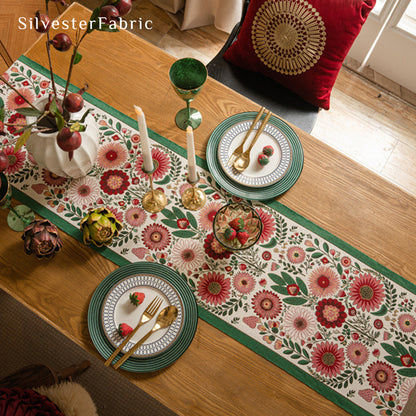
[218,119,292,188]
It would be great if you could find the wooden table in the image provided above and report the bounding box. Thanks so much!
[1,3,416,415]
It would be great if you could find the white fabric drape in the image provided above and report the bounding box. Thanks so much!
[150,0,243,33]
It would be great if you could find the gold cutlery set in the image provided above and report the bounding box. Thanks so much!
[227,106,272,173]
[105,296,178,370]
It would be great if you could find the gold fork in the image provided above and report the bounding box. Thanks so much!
[104,296,163,367]
[227,106,265,166]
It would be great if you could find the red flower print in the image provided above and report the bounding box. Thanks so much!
[177,218,189,229]
[100,169,130,195]
[262,251,272,261]
[6,113,26,135]
[204,233,231,260]
[346,342,369,365]
[257,208,275,244]
[341,256,351,267]
[349,273,385,312]
[315,298,346,328]
[252,290,282,319]
[311,342,345,378]
[287,246,305,264]
[135,147,170,180]
[401,354,414,367]
[2,145,25,174]
[197,272,231,306]
[287,284,300,296]
[142,224,171,251]
[367,361,397,392]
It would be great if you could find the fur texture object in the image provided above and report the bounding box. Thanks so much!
[35,382,98,416]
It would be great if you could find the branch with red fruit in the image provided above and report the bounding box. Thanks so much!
[0,0,132,162]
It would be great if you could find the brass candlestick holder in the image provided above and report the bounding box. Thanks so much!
[142,161,167,213]
[181,173,206,211]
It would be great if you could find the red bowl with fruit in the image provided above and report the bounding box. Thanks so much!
[213,202,263,251]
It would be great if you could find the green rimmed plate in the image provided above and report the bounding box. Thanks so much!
[88,262,198,372]
[207,112,304,200]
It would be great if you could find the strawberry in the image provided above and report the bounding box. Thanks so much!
[258,154,269,166]
[229,217,244,230]
[237,229,249,246]
[224,227,237,241]
[129,291,145,306]
[118,323,133,337]
[262,145,274,156]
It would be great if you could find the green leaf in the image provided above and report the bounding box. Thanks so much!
[155,176,171,185]
[97,23,119,32]
[371,304,388,316]
[409,347,416,361]
[296,276,308,296]
[14,128,32,152]
[384,356,403,367]
[311,252,323,258]
[0,105,4,123]
[204,189,215,195]
[381,343,398,357]
[172,206,185,219]
[271,285,289,296]
[398,368,416,377]
[87,7,101,33]
[394,341,408,356]
[161,219,179,228]
[16,107,42,117]
[298,360,309,365]
[54,112,65,131]
[261,237,277,248]
[161,209,176,220]
[281,271,295,285]
[79,109,91,123]
[186,211,198,228]
[337,263,343,276]
[323,242,329,253]
[283,297,307,305]
[74,51,83,65]
[172,230,197,238]
[268,273,285,286]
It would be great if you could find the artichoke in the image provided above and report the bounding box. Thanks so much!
[22,219,63,259]
[80,207,122,247]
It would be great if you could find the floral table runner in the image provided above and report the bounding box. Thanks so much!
[2,56,416,416]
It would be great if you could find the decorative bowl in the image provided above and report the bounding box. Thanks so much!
[213,202,263,251]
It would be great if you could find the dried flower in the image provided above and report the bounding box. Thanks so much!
[22,219,63,259]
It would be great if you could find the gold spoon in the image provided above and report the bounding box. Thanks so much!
[113,305,178,369]
[233,110,272,173]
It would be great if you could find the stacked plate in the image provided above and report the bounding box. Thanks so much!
[88,262,198,372]
[206,112,304,200]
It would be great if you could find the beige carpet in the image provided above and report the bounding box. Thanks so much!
[0,289,178,416]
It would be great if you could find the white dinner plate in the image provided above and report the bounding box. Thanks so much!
[101,273,184,358]
[217,119,292,188]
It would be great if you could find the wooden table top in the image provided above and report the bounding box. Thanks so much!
[1,3,416,415]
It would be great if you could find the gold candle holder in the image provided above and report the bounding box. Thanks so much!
[142,161,167,213]
[181,173,206,211]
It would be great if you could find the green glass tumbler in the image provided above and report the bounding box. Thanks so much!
[169,57,207,130]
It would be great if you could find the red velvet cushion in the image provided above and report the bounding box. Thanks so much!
[224,0,376,109]
[0,388,64,416]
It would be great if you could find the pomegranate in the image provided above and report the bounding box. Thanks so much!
[0,151,9,172]
[63,93,84,113]
[114,0,132,16]
[99,5,120,24]
[34,11,51,33]
[57,128,82,161]
[51,33,72,52]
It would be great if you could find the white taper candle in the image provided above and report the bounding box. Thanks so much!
[134,105,154,172]
[186,125,198,183]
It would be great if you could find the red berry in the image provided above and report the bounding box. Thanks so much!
[0,151,9,172]
[229,217,244,231]
[63,93,84,113]
[57,127,82,153]
[51,33,72,51]
[129,291,145,306]
[118,323,133,337]
[262,145,274,157]
[258,154,269,166]
[114,0,132,16]
[34,12,51,33]
[237,229,249,246]
[224,227,237,241]
[99,5,120,24]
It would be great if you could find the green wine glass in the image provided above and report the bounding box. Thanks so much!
[0,172,35,231]
[169,57,207,130]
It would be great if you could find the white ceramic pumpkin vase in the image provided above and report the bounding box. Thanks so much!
[25,97,99,179]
